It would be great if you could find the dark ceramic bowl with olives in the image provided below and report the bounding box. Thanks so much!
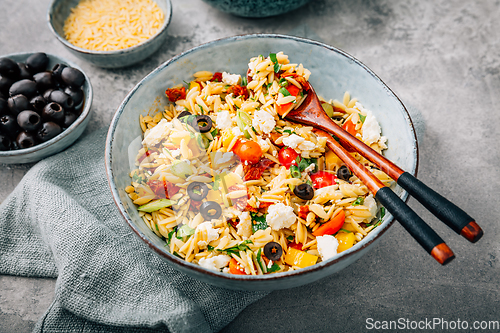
[0,52,92,164]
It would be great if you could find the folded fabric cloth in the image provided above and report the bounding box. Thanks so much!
[0,128,269,333]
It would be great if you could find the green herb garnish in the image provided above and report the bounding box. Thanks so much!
[218,240,253,256]
[279,78,288,87]
[269,53,277,63]
[267,262,281,273]
[283,129,293,135]
[241,77,248,86]
[339,228,352,233]
[359,113,366,123]
[251,213,268,233]
[274,63,281,73]
[352,197,365,206]
[279,87,291,97]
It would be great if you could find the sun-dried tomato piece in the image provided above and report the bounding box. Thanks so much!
[227,84,249,100]
[298,205,310,220]
[243,158,274,181]
[228,184,249,211]
[147,179,180,199]
[190,199,202,212]
[210,72,223,82]
[165,87,186,102]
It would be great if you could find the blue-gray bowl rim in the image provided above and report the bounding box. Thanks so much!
[0,52,93,159]
[105,33,419,283]
[46,0,173,56]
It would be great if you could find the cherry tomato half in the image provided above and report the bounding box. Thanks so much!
[233,139,262,164]
[278,147,299,168]
[342,120,357,136]
[310,171,337,189]
[229,258,247,275]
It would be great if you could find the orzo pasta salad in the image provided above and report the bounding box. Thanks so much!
[126,52,392,275]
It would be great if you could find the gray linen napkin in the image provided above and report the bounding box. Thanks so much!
[0,128,269,332]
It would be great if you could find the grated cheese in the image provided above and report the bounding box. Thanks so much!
[63,0,165,51]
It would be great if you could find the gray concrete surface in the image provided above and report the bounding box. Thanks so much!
[1,0,499,332]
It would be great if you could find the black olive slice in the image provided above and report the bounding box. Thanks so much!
[199,201,222,220]
[336,165,352,181]
[194,115,213,133]
[177,110,191,120]
[187,182,209,201]
[264,242,283,261]
[293,183,314,200]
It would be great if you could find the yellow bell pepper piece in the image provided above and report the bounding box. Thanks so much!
[284,248,318,268]
[325,149,342,170]
[221,128,235,148]
[336,232,356,253]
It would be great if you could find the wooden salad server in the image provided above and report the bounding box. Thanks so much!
[313,128,454,265]
[285,83,482,244]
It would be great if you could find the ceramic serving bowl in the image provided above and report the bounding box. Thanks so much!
[0,52,92,165]
[201,0,312,17]
[105,34,418,291]
[47,0,172,68]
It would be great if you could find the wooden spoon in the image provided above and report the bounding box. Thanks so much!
[286,83,482,243]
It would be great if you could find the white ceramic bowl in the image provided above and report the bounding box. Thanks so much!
[47,0,172,68]
[0,52,92,164]
[105,34,418,291]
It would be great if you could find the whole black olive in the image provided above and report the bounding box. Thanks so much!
[48,90,73,110]
[9,79,37,98]
[51,63,67,81]
[26,53,49,74]
[177,110,191,120]
[293,183,315,200]
[17,110,42,132]
[0,75,14,95]
[43,88,55,100]
[30,95,47,113]
[17,63,32,80]
[199,201,222,220]
[42,102,65,122]
[0,97,7,115]
[16,131,37,149]
[193,115,213,133]
[264,242,283,261]
[33,72,55,91]
[187,182,209,201]
[336,165,352,181]
[36,121,62,143]
[0,114,21,136]
[0,134,11,151]
[8,94,30,116]
[0,57,20,78]
[63,86,83,106]
[63,111,78,128]
[61,67,85,89]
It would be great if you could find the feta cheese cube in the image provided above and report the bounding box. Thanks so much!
[222,72,241,86]
[257,137,270,153]
[196,222,220,248]
[198,254,231,272]
[282,134,305,149]
[266,203,297,230]
[364,194,377,218]
[316,235,339,261]
[359,105,381,145]
[215,111,234,130]
[252,110,276,134]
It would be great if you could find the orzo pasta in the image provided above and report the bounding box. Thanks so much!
[127,52,391,275]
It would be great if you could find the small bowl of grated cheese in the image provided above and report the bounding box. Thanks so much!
[47,0,172,68]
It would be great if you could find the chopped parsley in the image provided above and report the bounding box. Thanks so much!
[218,240,253,256]
[295,156,317,172]
[279,87,291,97]
[279,77,288,87]
[166,230,175,245]
[210,128,219,137]
[267,262,281,273]
[251,213,268,233]
[352,197,365,206]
